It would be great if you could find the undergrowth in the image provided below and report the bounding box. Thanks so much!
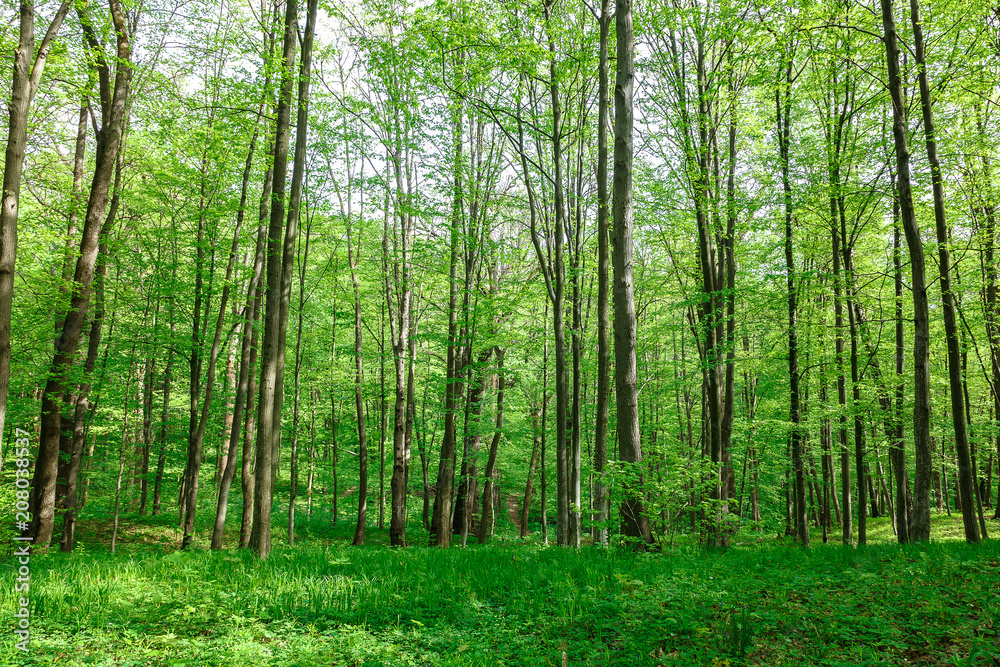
[1,513,999,666]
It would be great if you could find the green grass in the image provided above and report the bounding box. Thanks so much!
[1,512,1000,666]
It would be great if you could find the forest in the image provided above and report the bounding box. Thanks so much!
[1,0,1000,663]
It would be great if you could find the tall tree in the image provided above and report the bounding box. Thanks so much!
[775,46,808,547]
[613,0,651,546]
[251,0,318,558]
[287,216,313,546]
[210,106,268,549]
[908,0,979,543]
[30,0,132,549]
[879,0,934,542]
[593,0,612,547]
[430,45,465,548]
[0,0,73,445]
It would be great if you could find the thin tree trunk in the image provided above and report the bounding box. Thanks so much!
[403,286,419,530]
[180,133,213,546]
[388,147,413,547]
[139,332,155,514]
[521,406,542,537]
[455,349,492,543]
[60,239,110,551]
[593,0,612,548]
[153,305,174,516]
[239,131,277,549]
[111,343,138,553]
[330,302,339,524]
[378,301,386,531]
[349,212,368,547]
[842,226,867,545]
[211,117,266,549]
[721,74,739,537]
[288,219,312,547]
[542,0,570,547]
[479,348,506,544]
[977,108,1000,520]
[306,397,316,516]
[832,225,852,544]
[891,177,913,541]
[431,81,464,548]
[776,52,808,547]
[541,303,549,544]
[184,113,263,550]
[961,331,989,538]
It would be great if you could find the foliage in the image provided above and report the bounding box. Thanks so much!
[1,515,999,665]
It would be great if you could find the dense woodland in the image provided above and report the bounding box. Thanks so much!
[3,0,1000,560]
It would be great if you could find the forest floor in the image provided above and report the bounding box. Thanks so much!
[1,510,1000,666]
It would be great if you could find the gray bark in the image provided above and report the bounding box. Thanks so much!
[612,0,650,546]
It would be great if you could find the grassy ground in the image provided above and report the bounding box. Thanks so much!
[1,511,999,666]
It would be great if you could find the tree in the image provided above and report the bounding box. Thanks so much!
[30,0,132,550]
[613,0,651,546]
[251,0,318,558]
[775,42,808,547]
[210,105,268,550]
[879,0,934,542]
[908,0,979,543]
[0,0,73,447]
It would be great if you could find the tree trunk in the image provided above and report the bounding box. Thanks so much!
[777,52,808,548]
[59,238,109,552]
[211,119,266,549]
[110,345,138,553]
[521,406,542,537]
[153,305,174,516]
[388,145,413,547]
[842,222,867,545]
[251,0,316,558]
[721,75,739,539]
[880,0,934,542]
[239,130,277,549]
[454,349,492,543]
[30,0,130,549]
[0,0,73,444]
[612,0,651,546]
[349,210,368,547]
[288,220,312,547]
[249,0,296,556]
[891,179,913,541]
[909,0,979,543]
[976,109,1000,520]
[431,84,464,548]
[541,306,549,544]
[541,0,570,547]
[377,302,387,531]
[479,348,506,544]
[180,130,214,547]
[593,0,612,548]
[139,338,155,514]
[184,110,263,549]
